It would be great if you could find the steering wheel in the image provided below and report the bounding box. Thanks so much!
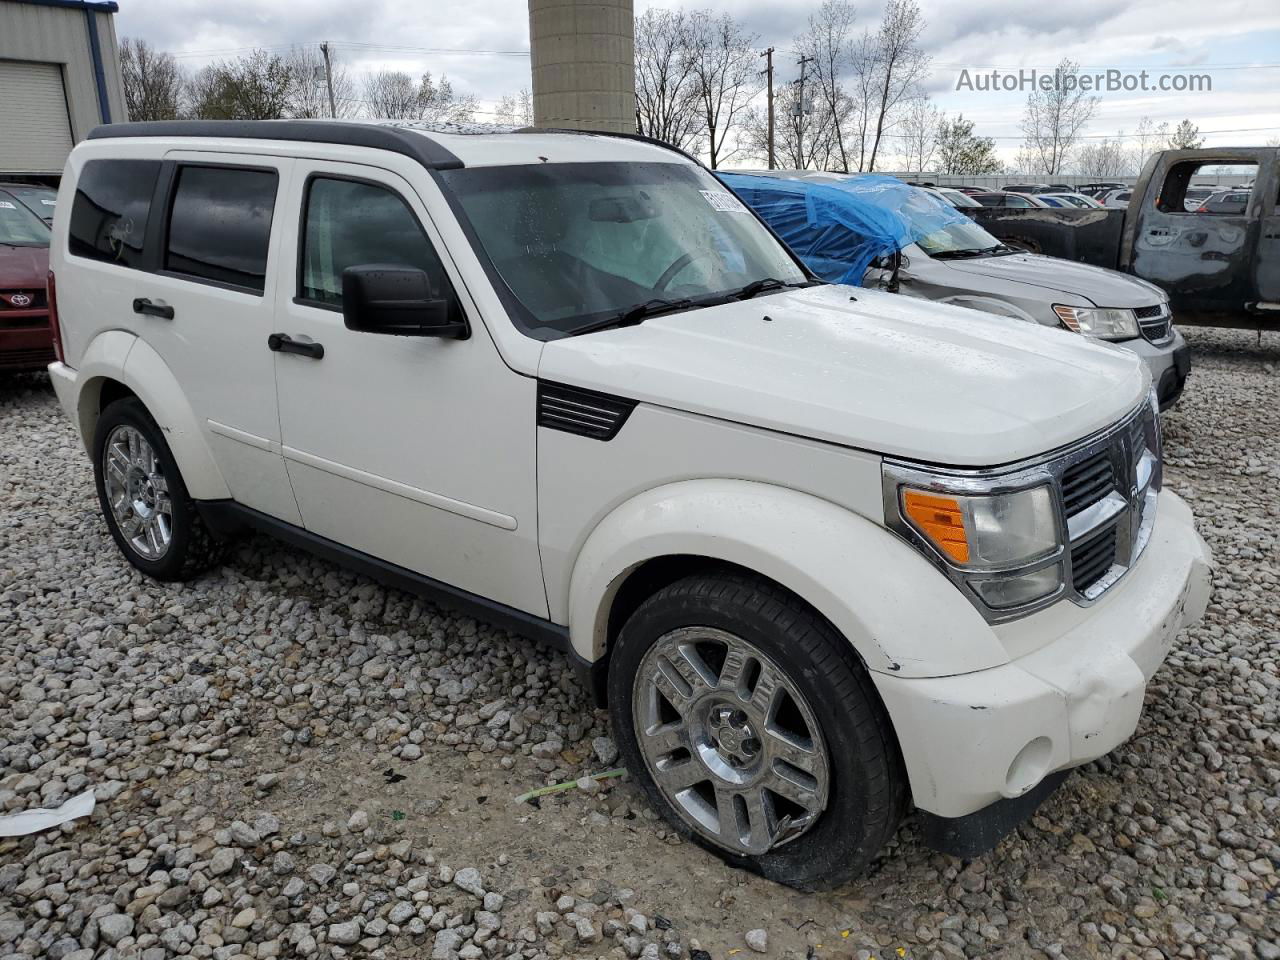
[654,251,715,292]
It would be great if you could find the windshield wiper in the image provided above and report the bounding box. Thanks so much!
[568,297,696,337]
[933,244,1017,260]
[731,277,822,300]
[733,277,787,300]
[930,248,988,260]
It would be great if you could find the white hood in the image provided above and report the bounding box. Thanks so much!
[538,285,1148,467]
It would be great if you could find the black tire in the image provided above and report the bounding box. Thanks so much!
[92,397,228,581]
[608,572,908,891]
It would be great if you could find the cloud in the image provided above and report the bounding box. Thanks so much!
[114,0,1280,144]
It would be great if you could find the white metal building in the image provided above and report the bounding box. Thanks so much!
[0,0,128,179]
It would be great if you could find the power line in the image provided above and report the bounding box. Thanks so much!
[170,41,532,60]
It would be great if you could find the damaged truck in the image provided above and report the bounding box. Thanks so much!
[967,147,1279,329]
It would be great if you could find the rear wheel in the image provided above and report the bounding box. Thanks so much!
[608,572,907,890]
[93,398,227,581]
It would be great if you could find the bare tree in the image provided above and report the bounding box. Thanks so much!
[866,0,930,170]
[745,83,808,169]
[495,89,534,126]
[634,8,702,150]
[1075,136,1133,177]
[363,71,423,120]
[187,50,294,120]
[897,96,940,172]
[120,37,184,121]
[847,31,878,171]
[687,11,759,168]
[285,45,357,119]
[360,71,474,122]
[935,114,1002,175]
[1018,58,1099,175]
[796,0,858,172]
[1129,116,1169,171]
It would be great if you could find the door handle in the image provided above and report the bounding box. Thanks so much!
[267,333,324,359]
[133,298,174,319]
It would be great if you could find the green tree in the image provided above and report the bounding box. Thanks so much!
[935,114,1002,174]
[187,51,294,120]
[1167,119,1204,150]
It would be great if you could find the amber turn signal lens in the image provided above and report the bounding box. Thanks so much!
[902,490,970,564]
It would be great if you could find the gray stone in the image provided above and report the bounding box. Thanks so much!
[327,921,361,945]
[452,866,485,897]
[98,914,135,946]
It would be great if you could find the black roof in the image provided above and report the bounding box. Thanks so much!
[87,120,464,170]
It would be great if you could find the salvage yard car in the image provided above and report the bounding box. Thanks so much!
[968,147,1279,329]
[47,120,1211,890]
[724,172,1191,409]
[0,189,54,371]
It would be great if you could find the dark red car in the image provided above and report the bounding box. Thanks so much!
[0,189,53,372]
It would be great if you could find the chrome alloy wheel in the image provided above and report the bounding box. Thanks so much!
[631,626,830,855]
[102,424,173,561]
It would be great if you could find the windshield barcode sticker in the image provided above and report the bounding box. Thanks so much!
[700,190,748,214]
[42,199,56,206]
[0,201,15,209]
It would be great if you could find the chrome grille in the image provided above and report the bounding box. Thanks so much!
[0,290,47,310]
[1135,304,1173,344]
[1060,452,1115,516]
[883,398,1162,621]
[1070,524,1119,593]
[1058,403,1161,603]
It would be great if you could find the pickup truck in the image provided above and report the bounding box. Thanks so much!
[968,147,1279,329]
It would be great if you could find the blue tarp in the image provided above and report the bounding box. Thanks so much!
[720,173,970,287]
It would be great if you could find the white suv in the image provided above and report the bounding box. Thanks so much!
[47,120,1211,889]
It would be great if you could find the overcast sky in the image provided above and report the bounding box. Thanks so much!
[115,0,1280,165]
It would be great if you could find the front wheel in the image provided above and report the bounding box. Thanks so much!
[93,397,227,581]
[608,573,908,890]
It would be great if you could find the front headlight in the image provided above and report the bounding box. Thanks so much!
[885,469,1068,621]
[1053,304,1139,340]
[900,485,1058,568]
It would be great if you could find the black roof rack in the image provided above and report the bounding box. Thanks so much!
[87,120,464,170]
[515,126,701,166]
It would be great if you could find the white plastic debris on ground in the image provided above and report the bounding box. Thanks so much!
[0,788,95,837]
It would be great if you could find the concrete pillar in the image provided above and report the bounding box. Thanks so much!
[528,0,636,133]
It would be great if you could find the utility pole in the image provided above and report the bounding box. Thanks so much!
[796,54,814,168]
[760,47,775,170]
[319,42,337,119]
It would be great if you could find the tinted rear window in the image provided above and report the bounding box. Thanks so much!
[68,159,162,267]
[165,166,278,293]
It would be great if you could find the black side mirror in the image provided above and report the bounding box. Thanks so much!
[341,265,469,339]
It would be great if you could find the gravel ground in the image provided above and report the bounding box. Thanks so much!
[1,327,1277,960]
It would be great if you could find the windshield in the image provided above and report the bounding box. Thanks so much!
[439,161,806,338]
[5,186,56,220]
[891,189,1003,256]
[0,193,50,246]
[938,189,981,208]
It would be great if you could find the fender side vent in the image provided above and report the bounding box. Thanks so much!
[538,382,637,441]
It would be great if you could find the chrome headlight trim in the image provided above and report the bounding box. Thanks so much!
[1053,304,1141,340]
[882,399,1160,624]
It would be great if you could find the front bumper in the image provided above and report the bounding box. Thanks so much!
[1119,328,1190,410]
[0,314,54,371]
[873,490,1210,825]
